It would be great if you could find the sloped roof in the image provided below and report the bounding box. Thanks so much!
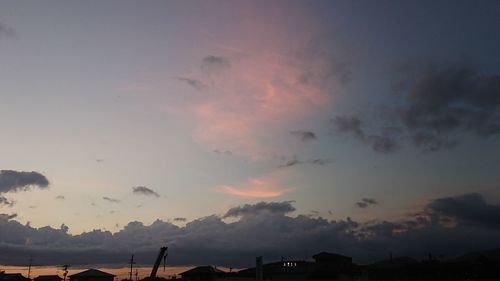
[180,266,225,276]
[69,269,115,278]
[313,252,352,260]
[0,273,30,281]
[34,275,62,281]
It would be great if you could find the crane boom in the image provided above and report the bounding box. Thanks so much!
[150,246,168,278]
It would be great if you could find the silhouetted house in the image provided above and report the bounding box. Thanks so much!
[180,266,226,281]
[69,269,115,281]
[313,252,352,268]
[235,252,359,280]
[0,273,30,281]
[34,275,63,281]
[311,252,357,279]
[237,260,314,280]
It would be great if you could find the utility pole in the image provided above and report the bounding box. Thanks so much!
[27,255,33,279]
[129,255,135,281]
[62,265,70,281]
[135,269,138,281]
[163,252,168,272]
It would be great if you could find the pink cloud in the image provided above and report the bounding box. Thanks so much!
[183,47,337,159]
[155,13,346,159]
[217,177,293,198]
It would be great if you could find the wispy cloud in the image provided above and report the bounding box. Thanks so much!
[102,196,120,203]
[332,116,402,154]
[201,55,231,74]
[290,130,317,142]
[175,77,207,91]
[168,36,344,160]
[218,177,292,198]
[213,149,233,156]
[278,157,332,168]
[132,186,160,198]
[356,198,378,208]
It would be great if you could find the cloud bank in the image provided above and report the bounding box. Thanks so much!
[1,194,500,266]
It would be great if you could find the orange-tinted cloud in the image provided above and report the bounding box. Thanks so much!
[218,177,292,198]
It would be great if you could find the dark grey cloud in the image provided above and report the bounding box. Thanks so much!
[278,157,332,168]
[173,217,187,222]
[398,64,500,151]
[175,77,207,91]
[201,55,231,73]
[132,186,159,198]
[307,158,332,165]
[102,197,120,203]
[332,116,365,139]
[0,197,500,266]
[366,134,402,154]
[362,198,378,205]
[0,170,49,194]
[332,117,402,154]
[356,198,378,209]
[426,193,500,229]
[334,63,500,152]
[290,130,317,142]
[223,201,296,218]
[356,202,368,208]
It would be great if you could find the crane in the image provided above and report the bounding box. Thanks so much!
[150,246,168,279]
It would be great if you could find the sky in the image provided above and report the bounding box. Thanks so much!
[1,0,500,268]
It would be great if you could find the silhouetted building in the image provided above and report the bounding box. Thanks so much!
[180,266,226,281]
[235,252,359,280]
[237,260,315,280]
[34,275,62,281]
[69,269,115,281]
[0,273,30,281]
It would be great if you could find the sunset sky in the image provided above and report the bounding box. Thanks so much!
[1,0,500,267]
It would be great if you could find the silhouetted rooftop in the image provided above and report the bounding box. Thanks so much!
[69,269,115,278]
[312,252,352,261]
[34,275,62,281]
[180,266,225,276]
[0,273,30,281]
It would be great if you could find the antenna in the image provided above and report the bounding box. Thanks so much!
[129,255,136,281]
[163,251,168,272]
[27,255,33,279]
